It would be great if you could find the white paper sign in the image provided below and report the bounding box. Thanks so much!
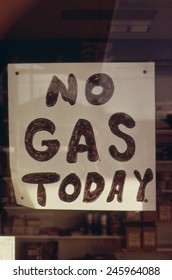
[0,236,15,260]
[8,63,155,210]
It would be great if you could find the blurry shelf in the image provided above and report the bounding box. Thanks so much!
[121,247,172,253]
[156,160,172,164]
[3,206,68,215]
[2,176,11,181]
[157,247,172,252]
[4,206,30,211]
[156,161,172,171]
[156,129,172,135]
[4,206,86,212]
[0,146,9,152]
[159,189,172,194]
[12,235,123,240]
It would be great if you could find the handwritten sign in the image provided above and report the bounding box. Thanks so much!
[8,63,155,210]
